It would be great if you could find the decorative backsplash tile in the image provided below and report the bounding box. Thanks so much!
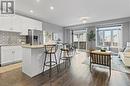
[0,31,25,45]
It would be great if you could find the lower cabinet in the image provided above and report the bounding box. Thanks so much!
[1,46,22,65]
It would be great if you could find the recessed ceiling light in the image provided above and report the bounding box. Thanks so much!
[82,20,87,23]
[50,6,54,10]
[36,0,40,2]
[30,10,34,13]
[80,17,90,23]
[80,17,90,21]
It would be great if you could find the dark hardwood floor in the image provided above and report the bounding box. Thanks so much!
[0,51,130,86]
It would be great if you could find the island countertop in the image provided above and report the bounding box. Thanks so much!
[21,43,57,48]
[21,44,44,48]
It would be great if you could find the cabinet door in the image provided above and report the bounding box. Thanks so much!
[31,19,42,31]
[19,15,42,35]
[0,17,13,31]
[20,16,29,35]
[14,46,22,61]
[1,46,22,65]
[12,15,22,32]
[0,16,23,32]
[1,47,14,64]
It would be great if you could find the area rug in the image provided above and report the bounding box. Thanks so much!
[111,56,130,73]
[0,63,22,74]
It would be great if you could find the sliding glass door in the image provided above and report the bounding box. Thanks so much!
[96,26,122,53]
[73,30,87,50]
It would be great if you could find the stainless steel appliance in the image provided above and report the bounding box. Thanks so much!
[26,29,43,45]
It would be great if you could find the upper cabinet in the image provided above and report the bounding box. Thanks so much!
[0,15,42,34]
[13,15,22,32]
[0,16,15,32]
[16,15,43,35]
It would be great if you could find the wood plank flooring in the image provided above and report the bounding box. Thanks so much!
[0,63,21,73]
[0,51,130,86]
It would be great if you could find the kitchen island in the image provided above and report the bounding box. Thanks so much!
[22,45,61,77]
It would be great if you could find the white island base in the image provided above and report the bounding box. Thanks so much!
[22,46,44,77]
[22,45,61,77]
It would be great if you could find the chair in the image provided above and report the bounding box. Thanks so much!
[90,51,111,75]
[43,44,59,77]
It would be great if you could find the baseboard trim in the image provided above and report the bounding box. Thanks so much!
[0,60,22,67]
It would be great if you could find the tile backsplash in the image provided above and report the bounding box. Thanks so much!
[0,31,25,45]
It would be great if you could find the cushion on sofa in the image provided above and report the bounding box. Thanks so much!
[124,47,130,52]
[120,47,126,52]
[123,52,130,58]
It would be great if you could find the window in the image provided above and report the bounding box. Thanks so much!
[96,26,122,47]
[104,31,111,46]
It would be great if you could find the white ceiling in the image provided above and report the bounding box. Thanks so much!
[15,0,130,27]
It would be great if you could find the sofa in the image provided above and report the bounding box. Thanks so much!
[119,42,130,66]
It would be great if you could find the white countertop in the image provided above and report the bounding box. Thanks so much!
[0,44,21,46]
[21,43,58,48]
[21,44,44,48]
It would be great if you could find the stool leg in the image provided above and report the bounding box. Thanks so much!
[59,50,62,70]
[60,50,62,58]
[65,59,67,69]
[54,53,59,73]
[59,50,62,65]
[43,53,47,72]
[90,58,92,72]
[59,58,61,71]
[67,50,69,57]
[49,53,52,78]
[69,58,71,66]
[54,53,57,64]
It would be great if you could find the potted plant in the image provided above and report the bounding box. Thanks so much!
[87,30,95,51]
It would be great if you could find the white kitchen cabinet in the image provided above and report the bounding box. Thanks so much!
[13,46,22,61]
[1,46,22,65]
[20,16,42,35]
[0,17,13,32]
[0,15,42,34]
[0,16,22,32]
[12,15,23,32]
[31,19,42,31]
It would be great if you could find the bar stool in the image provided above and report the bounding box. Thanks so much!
[59,43,72,69]
[43,44,59,78]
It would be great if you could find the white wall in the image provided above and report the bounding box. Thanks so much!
[42,22,63,42]
[129,22,130,42]
[63,29,70,43]
[122,22,130,47]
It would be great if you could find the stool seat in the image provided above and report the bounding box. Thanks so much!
[60,48,69,51]
[44,51,56,54]
[60,56,72,60]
